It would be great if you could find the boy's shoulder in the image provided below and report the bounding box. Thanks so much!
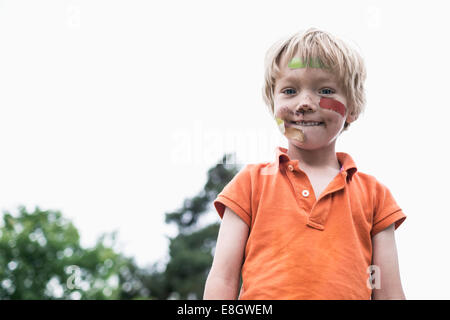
[237,160,281,178]
[352,170,379,184]
[350,167,392,189]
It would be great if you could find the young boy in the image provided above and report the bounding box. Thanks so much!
[203,28,406,300]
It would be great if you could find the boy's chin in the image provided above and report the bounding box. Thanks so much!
[288,139,328,151]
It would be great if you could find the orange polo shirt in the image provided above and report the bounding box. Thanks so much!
[213,146,406,300]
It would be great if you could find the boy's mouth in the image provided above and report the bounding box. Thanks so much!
[288,120,325,127]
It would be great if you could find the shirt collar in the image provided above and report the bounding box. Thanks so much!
[275,146,358,180]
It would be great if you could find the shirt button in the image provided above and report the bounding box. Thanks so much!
[302,189,310,197]
[288,165,294,172]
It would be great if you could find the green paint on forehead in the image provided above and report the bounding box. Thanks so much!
[287,57,306,69]
[308,58,323,68]
[288,57,324,69]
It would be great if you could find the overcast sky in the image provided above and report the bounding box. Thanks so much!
[1,0,449,299]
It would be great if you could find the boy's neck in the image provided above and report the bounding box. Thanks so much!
[286,141,341,171]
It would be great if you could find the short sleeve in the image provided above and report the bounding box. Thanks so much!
[213,164,253,227]
[371,180,407,237]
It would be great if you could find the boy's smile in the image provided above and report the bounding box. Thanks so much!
[273,54,356,150]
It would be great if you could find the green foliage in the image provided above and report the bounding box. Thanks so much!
[0,153,240,300]
[0,206,140,299]
[166,154,240,233]
[160,154,240,299]
[164,223,220,299]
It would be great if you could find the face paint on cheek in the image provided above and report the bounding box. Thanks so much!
[319,97,346,117]
[285,126,305,142]
[275,117,305,142]
[275,117,285,134]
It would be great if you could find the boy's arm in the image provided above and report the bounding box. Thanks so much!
[371,223,406,300]
[203,206,249,300]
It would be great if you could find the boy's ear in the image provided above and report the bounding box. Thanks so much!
[346,109,358,124]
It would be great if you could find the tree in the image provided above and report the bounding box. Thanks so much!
[0,153,241,300]
[160,154,240,299]
[0,205,144,299]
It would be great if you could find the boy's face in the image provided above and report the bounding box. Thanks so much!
[273,53,356,150]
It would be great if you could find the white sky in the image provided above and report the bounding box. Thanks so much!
[1,0,449,299]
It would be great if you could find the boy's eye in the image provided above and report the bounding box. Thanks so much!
[319,88,334,95]
[282,88,296,95]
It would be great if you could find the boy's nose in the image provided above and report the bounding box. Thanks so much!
[295,95,317,115]
[296,103,314,115]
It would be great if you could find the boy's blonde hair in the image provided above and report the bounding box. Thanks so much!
[262,28,367,131]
